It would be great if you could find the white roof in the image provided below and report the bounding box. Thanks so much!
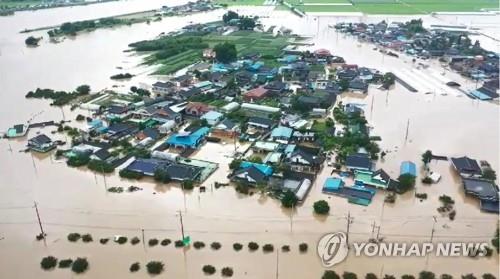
[241,103,280,113]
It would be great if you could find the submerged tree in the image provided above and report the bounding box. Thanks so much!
[214,42,237,64]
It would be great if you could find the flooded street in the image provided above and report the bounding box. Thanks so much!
[0,3,499,279]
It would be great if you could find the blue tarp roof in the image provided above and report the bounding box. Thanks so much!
[470,89,493,100]
[240,161,273,176]
[400,161,417,176]
[324,178,344,191]
[271,126,293,139]
[167,127,210,148]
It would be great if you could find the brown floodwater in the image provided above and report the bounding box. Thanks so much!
[0,3,499,279]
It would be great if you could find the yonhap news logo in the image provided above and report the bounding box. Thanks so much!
[317,231,490,267]
[317,232,349,267]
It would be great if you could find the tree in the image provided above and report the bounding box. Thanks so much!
[229,158,243,170]
[214,42,237,64]
[299,242,308,252]
[422,150,433,166]
[461,275,477,279]
[75,84,91,95]
[239,16,256,30]
[40,256,58,270]
[397,174,416,193]
[71,258,89,274]
[482,274,496,279]
[343,272,358,279]
[366,273,378,279]
[182,179,195,190]
[323,271,341,279]
[146,261,164,275]
[482,168,497,181]
[154,168,171,183]
[339,79,349,91]
[281,190,298,208]
[25,36,40,46]
[222,10,239,24]
[419,271,436,279]
[313,200,330,215]
[382,72,396,89]
[221,267,234,277]
[492,228,499,253]
[129,262,140,272]
[203,265,216,275]
[440,275,453,279]
[248,155,263,164]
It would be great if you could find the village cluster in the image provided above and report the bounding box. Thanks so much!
[4,16,498,213]
[335,20,499,100]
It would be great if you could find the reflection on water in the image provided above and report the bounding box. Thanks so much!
[0,3,498,278]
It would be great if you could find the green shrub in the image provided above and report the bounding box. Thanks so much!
[440,275,452,279]
[148,238,159,247]
[194,241,205,249]
[71,258,89,274]
[130,236,140,245]
[182,179,195,190]
[81,233,93,243]
[384,275,396,279]
[482,274,496,279]
[161,239,171,246]
[119,169,144,180]
[366,274,378,279]
[281,245,290,252]
[262,244,274,252]
[415,193,428,199]
[87,159,115,173]
[129,262,140,272]
[146,261,164,275]
[419,271,436,279]
[115,236,128,244]
[248,242,259,251]
[67,233,81,242]
[221,267,234,277]
[233,243,243,251]
[202,265,216,275]
[211,242,221,250]
[299,243,308,253]
[100,238,109,244]
[40,256,58,270]
[343,272,358,279]
[323,271,340,279]
[421,177,433,184]
[403,275,416,279]
[58,259,73,268]
[313,200,330,215]
[175,240,184,247]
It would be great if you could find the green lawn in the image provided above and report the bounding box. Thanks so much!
[287,0,498,14]
[0,0,41,8]
[214,0,265,6]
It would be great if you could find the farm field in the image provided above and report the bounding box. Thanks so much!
[288,0,498,14]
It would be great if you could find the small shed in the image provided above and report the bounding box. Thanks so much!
[400,161,417,177]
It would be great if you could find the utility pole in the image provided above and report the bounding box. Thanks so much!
[370,94,375,120]
[141,229,146,251]
[430,216,437,243]
[275,249,279,279]
[290,203,294,233]
[404,118,410,143]
[178,210,185,240]
[346,211,353,246]
[34,202,46,246]
[376,225,381,240]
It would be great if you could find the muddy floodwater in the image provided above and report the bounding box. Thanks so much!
[0,2,499,279]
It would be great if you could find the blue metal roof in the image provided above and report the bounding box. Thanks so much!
[167,127,210,148]
[400,161,417,176]
[240,161,273,176]
[271,126,293,139]
[323,178,344,191]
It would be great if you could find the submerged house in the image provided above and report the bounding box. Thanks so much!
[28,134,55,153]
[231,161,274,185]
[345,153,372,171]
[6,124,28,138]
[269,126,293,144]
[354,169,391,189]
[322,177,376,206]
[450,156,482,177]
[166,127,210,149]
[125,158,202,181]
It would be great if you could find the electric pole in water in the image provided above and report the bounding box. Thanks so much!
[346,211,353,246]
[275,249,279,279]
[178,211,185,240]
[430,216,437,243]
[34,201,46,246]
[141,229,146,251]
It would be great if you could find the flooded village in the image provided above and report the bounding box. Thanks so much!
[0,0,499,278]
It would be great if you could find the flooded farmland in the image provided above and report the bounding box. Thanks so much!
[0,2,499,279]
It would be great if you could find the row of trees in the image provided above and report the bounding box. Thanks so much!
[322,270,497,279]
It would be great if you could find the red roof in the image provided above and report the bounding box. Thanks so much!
[314,48,332,56]
[244,86,269,99]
